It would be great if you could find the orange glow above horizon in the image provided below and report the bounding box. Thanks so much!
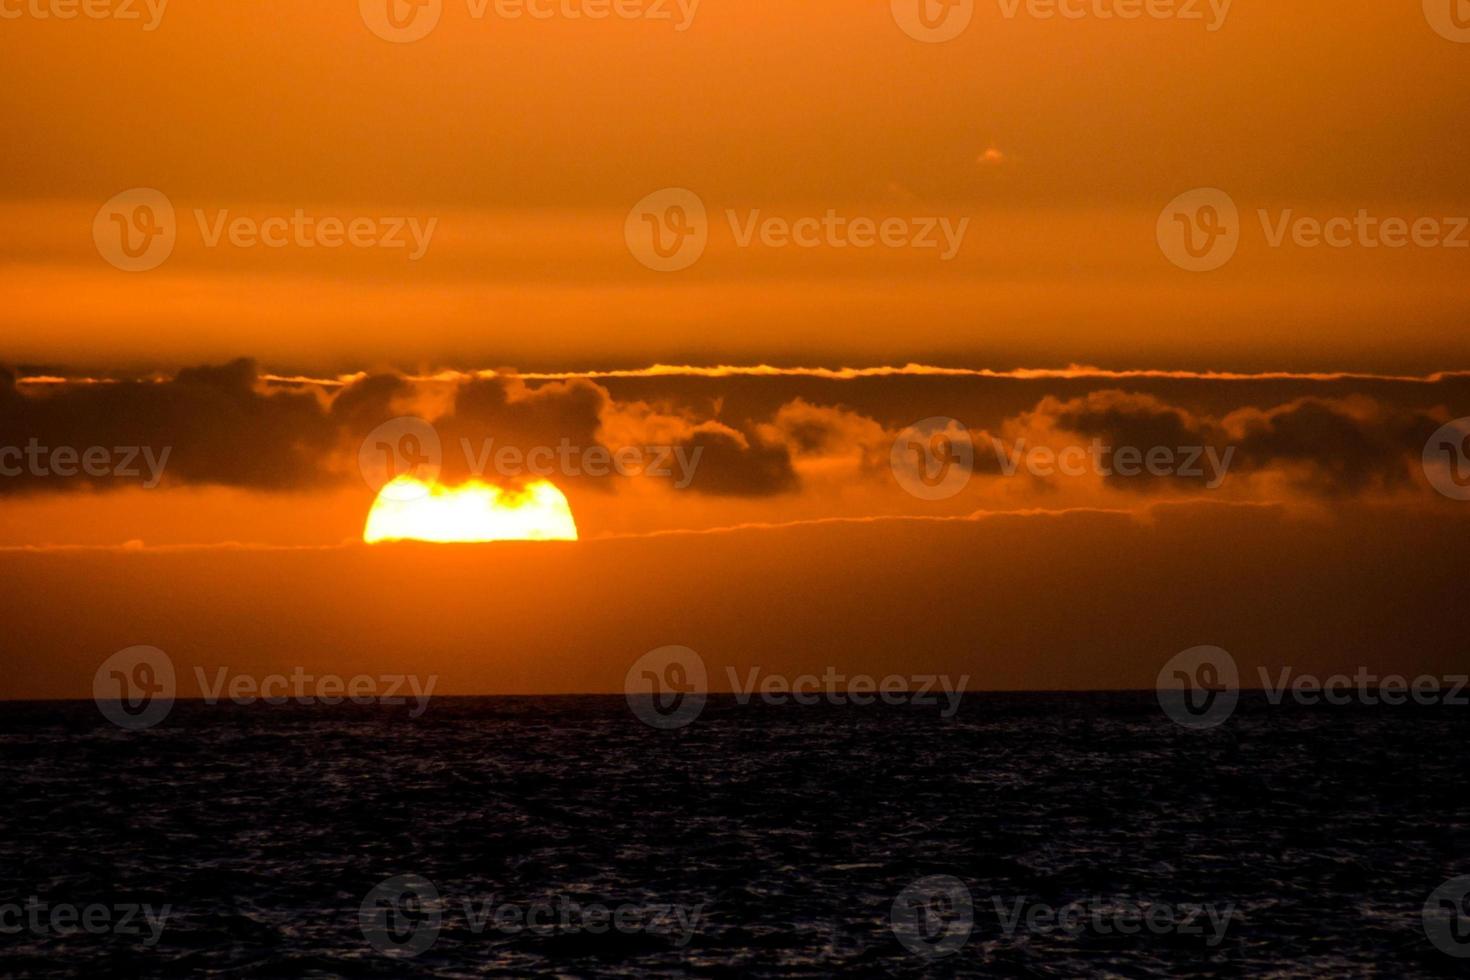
[363,477,579,543]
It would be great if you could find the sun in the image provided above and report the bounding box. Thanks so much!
[364,476,578,543]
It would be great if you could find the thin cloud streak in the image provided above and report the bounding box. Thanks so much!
[17,364,1470,388]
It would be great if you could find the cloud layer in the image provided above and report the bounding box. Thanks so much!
[1,361,1464,510]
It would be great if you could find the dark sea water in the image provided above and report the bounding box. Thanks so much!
[1,694,1467,977]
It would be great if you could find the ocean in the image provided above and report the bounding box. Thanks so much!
[1,693,1466,977]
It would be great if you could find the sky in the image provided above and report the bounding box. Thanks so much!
[1,0,1468,697]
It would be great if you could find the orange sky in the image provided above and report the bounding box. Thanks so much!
[3,1,1469,696]
[2,1,1468,372]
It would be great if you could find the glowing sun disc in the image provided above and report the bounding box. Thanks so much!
[364,476,578,543]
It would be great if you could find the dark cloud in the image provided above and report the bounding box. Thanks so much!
[0,358,333,494]
[0,365,1459,502]
[1042,390,1444,496]
[674,428,797,497]
[1227,398,1444,496]
[435,376,607,484]
[0,362,800,498]
[592,371,1470,441]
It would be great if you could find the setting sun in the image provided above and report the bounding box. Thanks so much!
[363,476,578,544]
